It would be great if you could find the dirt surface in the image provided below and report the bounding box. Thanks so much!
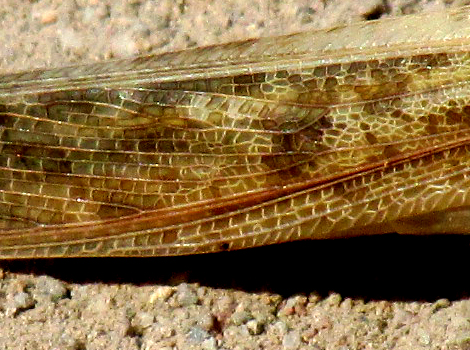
[0,0,470,349]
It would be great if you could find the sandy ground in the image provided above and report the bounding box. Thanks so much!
[0,0,469,349]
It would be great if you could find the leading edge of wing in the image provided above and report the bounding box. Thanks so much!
[1,6,470,95]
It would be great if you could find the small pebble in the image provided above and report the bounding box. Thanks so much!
[308,292,321,305]
[133,311,155,330]
[34,276,68,303]
[187,326,209,343]
[150,286,174,303]
[6,291,35,316]
[283,330,301,349]
[418,329,431,345]
[176,283,199,306]
[271,320,288,335]
[246,319,264,335]
[197,311,215,331]
[231,310,251,326]
[278,295,307,316]
[325,293,342,307]
[202,337,217,350]
[431,298,450,313]
[13,292,35,310]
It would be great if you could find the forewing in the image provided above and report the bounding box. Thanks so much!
[1,7,470,257]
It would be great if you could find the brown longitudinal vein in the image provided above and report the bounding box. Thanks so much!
[1,8,470,258]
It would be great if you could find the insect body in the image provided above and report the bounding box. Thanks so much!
[0,7,470,257]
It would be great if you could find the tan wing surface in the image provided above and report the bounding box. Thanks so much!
[0,7,470,257]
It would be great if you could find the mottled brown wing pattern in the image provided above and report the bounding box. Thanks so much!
[1,7,470,257]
